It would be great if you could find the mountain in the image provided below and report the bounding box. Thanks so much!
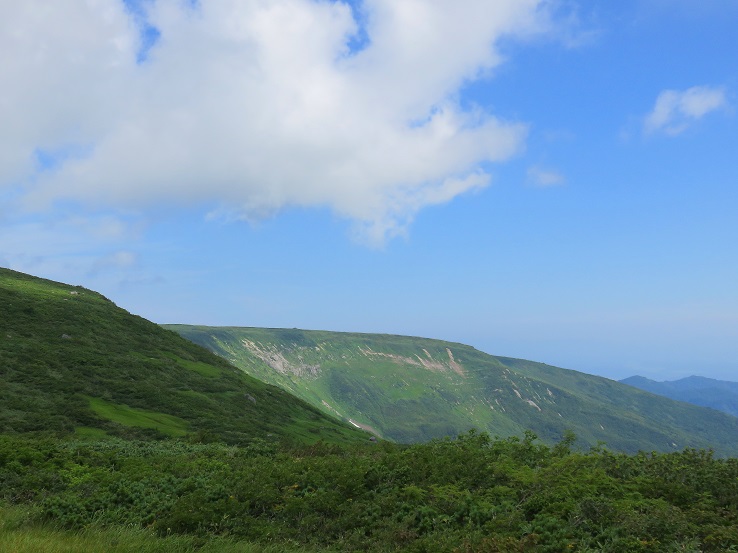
[167,325,738,456]
[0,268,366,445]
[621,375,738,418]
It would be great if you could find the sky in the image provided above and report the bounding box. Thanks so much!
[1,0,737,382]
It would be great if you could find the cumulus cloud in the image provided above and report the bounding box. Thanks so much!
[644,85,729,136]
[0,0,549,245]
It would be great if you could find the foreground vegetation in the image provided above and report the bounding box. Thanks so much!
[2,431,738,552]
[0,505,312,553]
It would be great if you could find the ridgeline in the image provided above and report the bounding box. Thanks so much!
[169,325,738,456]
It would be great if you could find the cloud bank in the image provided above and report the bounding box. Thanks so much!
[0,0,549,245]
[644,85,729,136]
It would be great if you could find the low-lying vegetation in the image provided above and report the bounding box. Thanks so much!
[2,431,737,552]
[0,504,312,553]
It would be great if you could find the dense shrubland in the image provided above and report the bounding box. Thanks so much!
[2,431,737,552]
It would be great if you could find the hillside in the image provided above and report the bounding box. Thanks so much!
[0,268,366,445]
[621,375,738,418]
[168,325,738,455]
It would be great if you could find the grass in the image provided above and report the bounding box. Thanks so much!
[163,353,222,378]
[73,426,110,440]
[0,505,319,553]
[87,398,190,437]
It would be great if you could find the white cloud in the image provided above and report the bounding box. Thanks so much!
[644,85,729,136]
[527,166,565,187]
[0,0,548,245]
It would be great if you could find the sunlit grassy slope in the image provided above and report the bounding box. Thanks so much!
[0,269,366,445]
[168,325,738,455]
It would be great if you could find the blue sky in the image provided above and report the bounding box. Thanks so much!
[1,0,737,382]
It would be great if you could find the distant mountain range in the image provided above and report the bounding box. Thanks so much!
[167,325,738,456]
[620,375,738,418]
[0,268,366,446]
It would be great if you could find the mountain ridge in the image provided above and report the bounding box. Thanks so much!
[168,324,738,456]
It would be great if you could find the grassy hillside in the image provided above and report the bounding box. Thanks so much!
[621,375,738,418]
[168,325,738,455]
[0,268,366,445]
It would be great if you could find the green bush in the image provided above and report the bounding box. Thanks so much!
[2,431,738,552]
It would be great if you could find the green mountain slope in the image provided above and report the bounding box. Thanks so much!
[168,325,738,455]
[621,375,738,418]
[0,269,366,445]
